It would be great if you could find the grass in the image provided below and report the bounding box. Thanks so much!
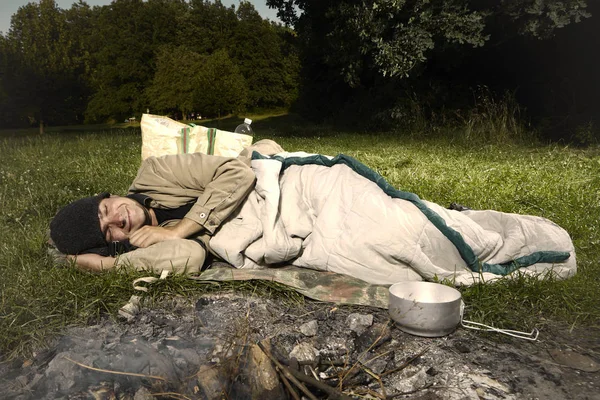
[1,113,599,358]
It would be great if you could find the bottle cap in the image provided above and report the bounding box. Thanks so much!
[244,118,252,125]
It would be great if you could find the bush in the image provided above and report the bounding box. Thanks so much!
[456,86,530,144]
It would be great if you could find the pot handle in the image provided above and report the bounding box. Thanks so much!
[459,301,539,341]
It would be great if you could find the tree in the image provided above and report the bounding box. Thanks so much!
[0,0,299,128]
[266,0,591,121]
[62,1,96,123]
[0,35,17,126]
[183,0,238,54]
[193,49,248,118]
[4,0,85,130]
[85,0,188,122]
[473,0,591,40]
[145,46,204,119]
[229,1,299,109]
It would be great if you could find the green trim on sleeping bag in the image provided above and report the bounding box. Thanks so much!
[251,152,570,276]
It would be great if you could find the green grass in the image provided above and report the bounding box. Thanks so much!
[1,114,599,358]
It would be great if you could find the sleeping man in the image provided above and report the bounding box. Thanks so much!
[50,140,283,273]
[50,140,577,285]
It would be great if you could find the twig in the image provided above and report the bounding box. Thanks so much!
[64,356,167,381]
[256,342,319,400]
[285,365,354,400]
[339,322,390,388]
[363,348,394,364]
[151,392,193,400]
[381,346,430,378]
[362,365,386,399]
[308,365,320,381]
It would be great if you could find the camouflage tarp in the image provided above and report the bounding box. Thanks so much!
[192,264,389,309]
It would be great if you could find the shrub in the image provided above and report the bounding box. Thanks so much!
[456,86,530,144]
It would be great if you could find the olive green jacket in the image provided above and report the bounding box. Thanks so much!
[116,139,284,274]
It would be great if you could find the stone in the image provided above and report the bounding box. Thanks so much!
[12,375,28,389]
[299,320,318,337]
[25,373,44,391]
[104,341,119,352]
[388,366,430,394]
[548,348,600,372]
[197,364,225,400]
[133,386,155,400]
[346,313,373,335]
[87,383,116,400]
[355,322,391,352]
[289,342,319,365]
[244,343,286,400]
[44,351,83,392]
[318,336,353,363]
[358,350,389,374]
[453,340,471,354]
[468,374,511,396]
[119,295,141,321]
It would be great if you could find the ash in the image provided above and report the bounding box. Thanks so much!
[1,291,599,399]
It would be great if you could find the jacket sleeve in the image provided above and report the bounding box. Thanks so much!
[115,239,206,274]
[128,152,256,234]
[237,139,285,166]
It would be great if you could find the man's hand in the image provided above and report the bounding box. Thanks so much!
[68,254,117,273]
[129,225,180,248]
[130,218,203,248]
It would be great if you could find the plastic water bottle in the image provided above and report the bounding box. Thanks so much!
[234,118,254,136]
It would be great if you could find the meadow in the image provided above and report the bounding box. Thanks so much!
[1,114,599,358]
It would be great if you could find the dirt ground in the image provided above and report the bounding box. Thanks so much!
[1,291,599,399]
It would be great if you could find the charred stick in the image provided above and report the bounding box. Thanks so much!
[285,366,354,400]
[381,346,430,378]
[256,342,319,400]
[386,382,434,399]
[256,341,355,400]
[340,323,390,387]
[277,367,301,400]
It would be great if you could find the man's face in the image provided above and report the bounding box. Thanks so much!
[98,196,148,242]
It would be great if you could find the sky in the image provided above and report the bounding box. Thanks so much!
[0,0,281,34]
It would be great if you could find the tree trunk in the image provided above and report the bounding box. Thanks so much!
[39,120,44,135]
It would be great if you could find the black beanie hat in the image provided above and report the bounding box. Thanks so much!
[50,192,111,256]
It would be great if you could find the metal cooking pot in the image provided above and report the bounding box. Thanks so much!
[388,281,462,337]
[388,281,539,340]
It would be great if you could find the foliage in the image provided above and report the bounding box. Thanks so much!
[481,0,591,39]
[1,0,88,127]
[230,2,300,109]
[84,0,189,123]
[269,0,589,83]
[0,0,594,139]
[0,36,15,125]
[0,0,299,126]
[1,117,599,358]
[572,120,599,146]
[193,49,249,118]
[456,86,530,144]
[184,0,238,54]
[145,46,204,119]
[266,0,591,123]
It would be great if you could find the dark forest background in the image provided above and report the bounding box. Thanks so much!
[0,0,598,143]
